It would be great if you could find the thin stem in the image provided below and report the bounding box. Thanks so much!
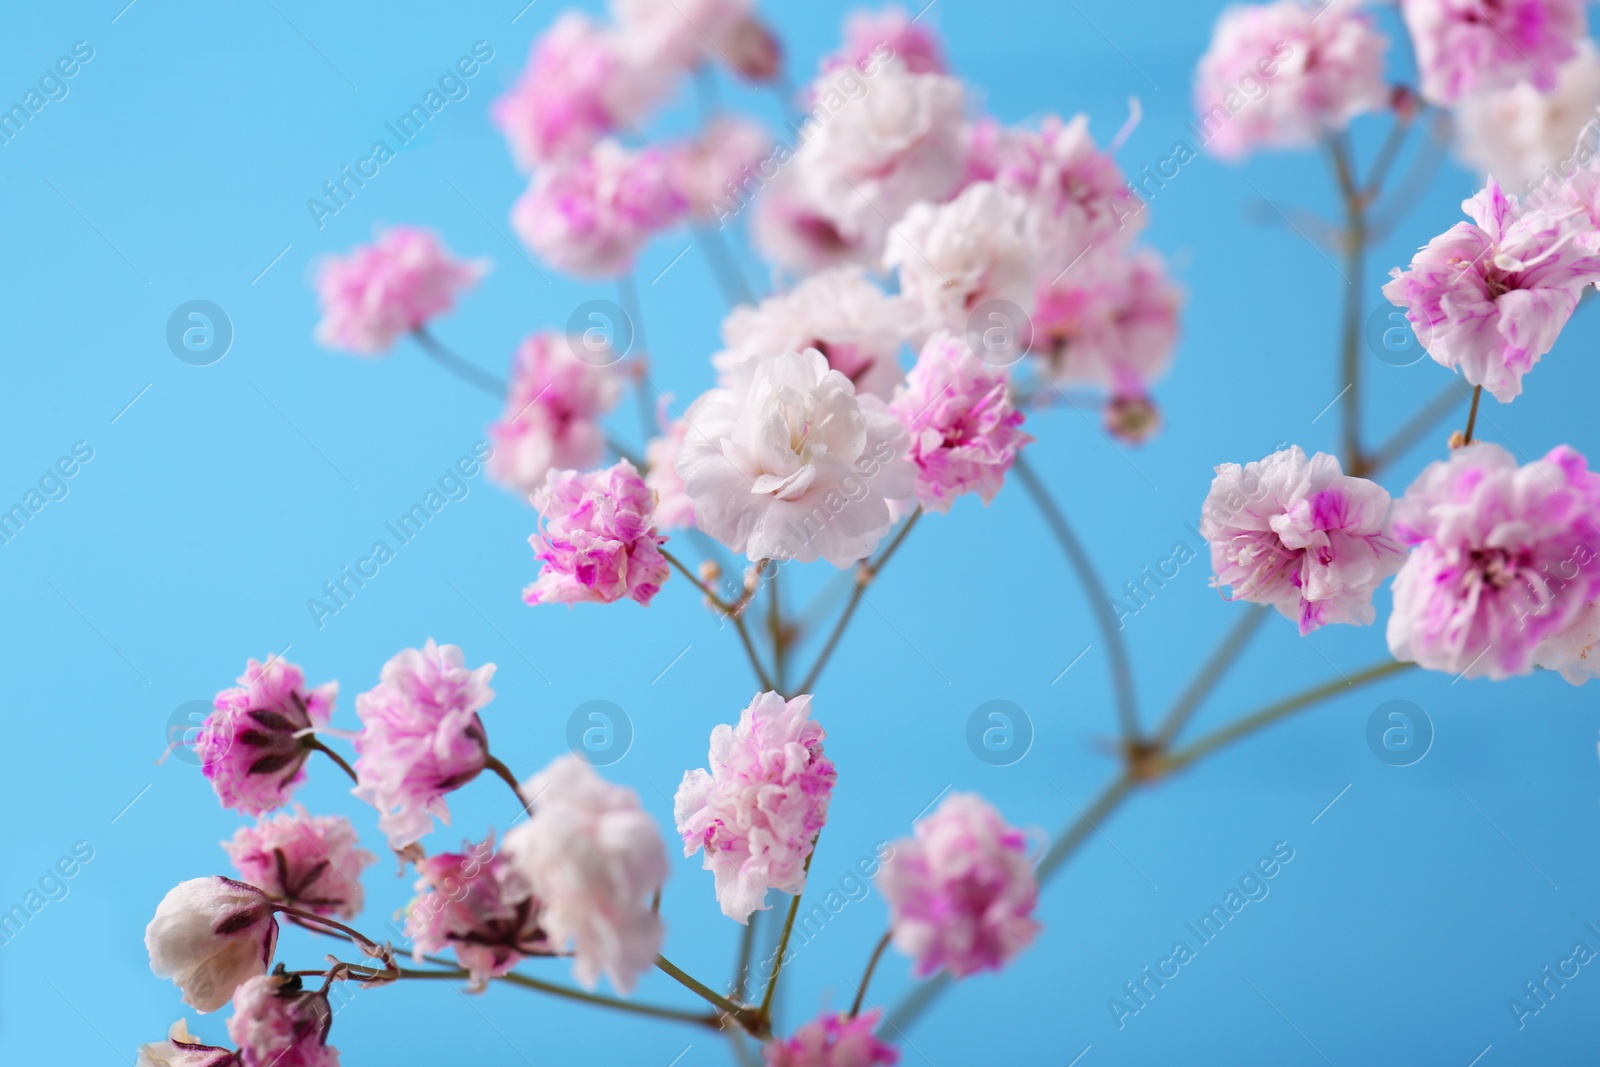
[796,511,922,695]
[1151,605,1270,749]
[1367,382,1466,475]
[618,274,657,443]
[694,223,755,307]
[1463,385,1483,446]
[273,905,386,957]
[483,754,529,814]
[495,968,721,1028]
[411,328,507,400]
[732,910,759,1002]
[732,613,779,693]
[1012,455,1141,742]
[662,549,738,614]
[759,843,818,1018]
[305,737,357,784]
[1328,134,1368,474]
[1362,110,1417,204]
[656,955,747,1022]
[768,565,787,693]
[850,932,893,1018]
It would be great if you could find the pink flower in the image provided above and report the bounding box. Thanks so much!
[512,140,688,278]
[1200,447,1404,635]
[886,183,1041,334]
[716,266,911,401]
[146,878,279,1013]
[890,331,1030,514]
[198,658,338,817]
[678,349,915,568]
[313,228,484,355]
[764,1011,900,1067]
[674,692,837,923]
[669,117,773,221]
[222,809,374,921]
[491,13,663,169]
[352,641,495,850]
[753,168,875,276]
[645,412,697,530]
[1031,247,1182,392]
[487,332,624,497]
[1194,0,1389,160]
[138,1021,239,1067]
[876,793,1039,979]
[525,460,670,607]
[1401,0,1586,105]
[500,756,668,994]
[1388,442,1600,679]
[1535,599,1600,683]
[828,7,946,75]
[610,0,773,78]
[1455,41,1600,193]
[226,973,338,1067]
[1382,179,1600,402]
[406,835,551,990]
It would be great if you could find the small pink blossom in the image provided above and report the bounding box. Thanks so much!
[890,331,1030,514]
[226,973,338,1067]
[674,692,837,923]
[512,140,688,278]
[1401,0,1586,105]
[764,1011,900,1067]
[352,641,495,850]
[198,658,337,817]
[138,1021,239,1067]
[313,228,484,355]
[1535,599,1600,683]
[645,411,697,530]
[876,793,1039,978]
[1200,447,1404,635]
[1031,247,1182,392]
[669,117,773,221]
[525,460,670,607]
[611,0,771,77]
[1195,0,1389,160]
[886,182,1041,333]
[1388,442,1600,679]
[146,878,279,1014]
[223,809,374,921]
[500,756,668,994]
[828,7,946,75]
[753,168,874,276]
[406,835,551,990]
[487,332,624,497]
[1382,179,1600,402]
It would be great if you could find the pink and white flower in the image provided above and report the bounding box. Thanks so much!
[876,793,1039,978]
[198,658,338,817]
[1401,0,1586,105]
[669,117,773,221]
[406,835,551,990]
[645,411,697,530]
[313,228,484,355]
[524,460,670,607]
[1534,599,1600,683]
[753,168,875,276]
[828,7,946,75]
[1031,247,1182,393]
[146,878,278,1014]
[890,332,1029,514]
[677,348,915,568]
[226,973,338,1067]
[886,183,1041,334]
[512,140,688,278]
[764,1011,900,1067]
[716,267,911,400]
[675,692,837,923]
[1382,179,1600,403]
[1455,41,1600,194]
[1388,442,1600,679]
[138,1021,239,1067]
[352,641,495,850]
[611,0,775,79]
[1200,447,1404,635]
[223,809,374,921]
[488,332,625,498]
[500,756,668,994]
[1194,0,1389,160]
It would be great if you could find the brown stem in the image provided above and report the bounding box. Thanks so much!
[850,932,893,1018]
[1463,385,1483,446]
[483,754,529,814]
[305,737,357,784]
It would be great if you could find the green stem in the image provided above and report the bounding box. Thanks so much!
[759,843,818,1018]
[850,932,893,1018]
[656,955,748,1022]
[1367,382,1466,475]
[411,327,507,400]
[1328,134,1368,475]
[768,564,787,693]
[618,273,657,444]
[796,511,921,695]
[1151,605,1270,749]
[497,968,721,1028]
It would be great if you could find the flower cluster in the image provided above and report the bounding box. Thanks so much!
[487,332,624,498]
[198,658,338,817]
[406,835,551,989]
[314,227,484,355]
[524,459,670,607]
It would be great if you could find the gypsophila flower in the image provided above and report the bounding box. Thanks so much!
[828,7,945,75]
[1200,447,1404,635]
[678,348,915,568]
[876,793,1039,978]
[226,973,338,1067]
[753,167,875,276]
[890,331,1030,514]
[198,658,338,817]
[886,183,1041,334]
[645,410,697,530]
[675,692,837,923]
[1382,179,1600,402]
[406,835,552,990]
[1194,0,1389,160]
[1455,41,1600,193]
[138,1022,239,1067]
[1401,0,1586,105]
[669,117,773,221]
[1388,442,1600,679]
[313,228,484,355]
[524,460,670,607]
[222,809,374,921]
[488,332,625,498]
[764,1011,900,1067]
[500,756,668,994]
[146,878,278,1014]
[1031,247,1182,393]
[352,641,495,851]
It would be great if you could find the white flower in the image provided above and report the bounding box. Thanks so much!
[1455,41,1600,194]
[610,0,751,70]
[677,348,915,568]
[145,878,277,1013]
[794,58,966,253]
[716,267,911,400]
[499,756,668,994]
[886,182,1041,333]
[1535,599,1600,684]
[136,1021,236,1067]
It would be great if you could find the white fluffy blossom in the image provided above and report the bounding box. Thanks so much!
[1456,41,1600,194]
[145,878,278,1013]
[677,348,915,568]
[886,182,1042,332]
[1535,599,1600,684]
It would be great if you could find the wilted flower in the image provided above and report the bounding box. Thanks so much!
[223,809,374,921]
[137,1021,239,1067]
[406,835,552,990]
[146,878,278,1013]
[226,973,338,1067]
[198,657,338,817]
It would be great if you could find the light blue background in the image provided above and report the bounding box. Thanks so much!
[1,1,1597,1064]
